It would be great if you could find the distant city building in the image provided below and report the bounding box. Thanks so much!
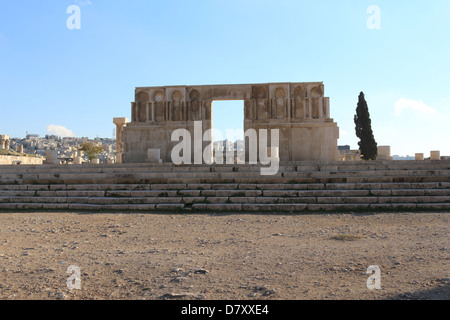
[8,134,117,164]
[392,155,415,160]
[338,146,360,161]
[213,139,245,163]
[45,134,59,140]
[26,134,39,140]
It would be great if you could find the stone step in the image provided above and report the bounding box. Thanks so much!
[6,187,446,199]
[3,174,448,186]
[0,165,292,174]
[2,160,449,212]
[3,201,450,212]
[2,168,450,181]
[1,183,449,196]
[0,165,450,179]
[1,160,449,173]
[2,193,449,206]
[1,181,449,192]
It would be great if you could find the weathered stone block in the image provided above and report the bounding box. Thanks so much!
[151,184,188,190]
[206,197,229,204]
[263,190,298,197]
[193,203,243,211]
[147,197,183,204]
[391,203,417,210]
[16,203,43,210]
[293,204,308,211]
[344,197,379,204]
[307,204,335,211]
[334,203,370,211]
[417,203,450,210]
[283,197,317,204]
[331,190,370,197]
[317,197,346,204]
[378,146,392,161]
[391,189,424,196]
[430,151,441,161]
[128,204,156,211]
[369,203,393,210]
[0,203,17,209]
[255,197,280,204]
[229,196,256,203]
[182,197,206,204]
[369,190,392,196]
[177,190,202,197]
[420,196,450,203]
[242,203,294,212]
[155,204,185,210]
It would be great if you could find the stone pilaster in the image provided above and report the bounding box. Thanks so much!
[113,117,129,163]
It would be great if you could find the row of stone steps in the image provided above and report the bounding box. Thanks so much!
[1,202,449,212]
[1,182,448,191]
[1,173,450,185]
[2,168,450,180]
[1,161,449,212]
[0,160,448,172]
[1,194,448,205]
[1,187,449,197]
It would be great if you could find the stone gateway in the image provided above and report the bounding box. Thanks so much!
[117,82,339,164]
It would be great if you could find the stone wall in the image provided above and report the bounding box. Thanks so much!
[0,135,11,151]
[0,155,44,165]
[121,82,340,163]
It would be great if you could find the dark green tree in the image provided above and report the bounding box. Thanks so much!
[354,92,378,160]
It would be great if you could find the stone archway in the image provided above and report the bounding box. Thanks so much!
[120,82,339,163]
[0,135,10,151]
[134,91,150,122]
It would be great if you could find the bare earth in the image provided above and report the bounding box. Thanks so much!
[0,211,448,300]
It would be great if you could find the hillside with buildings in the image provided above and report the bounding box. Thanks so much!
[2,134,117,164]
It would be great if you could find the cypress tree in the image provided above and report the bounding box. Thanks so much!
[354,92,378,160]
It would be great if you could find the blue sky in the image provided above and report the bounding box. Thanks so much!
[0,0,449,156]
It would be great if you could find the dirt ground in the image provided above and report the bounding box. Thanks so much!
[0,211,448,300]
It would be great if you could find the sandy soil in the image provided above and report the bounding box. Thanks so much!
[0,211,448,300]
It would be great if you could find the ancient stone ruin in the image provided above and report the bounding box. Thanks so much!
[117,82,340,164]
[0,135,11,151]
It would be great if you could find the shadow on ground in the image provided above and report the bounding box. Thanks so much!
[387,283,449,300]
